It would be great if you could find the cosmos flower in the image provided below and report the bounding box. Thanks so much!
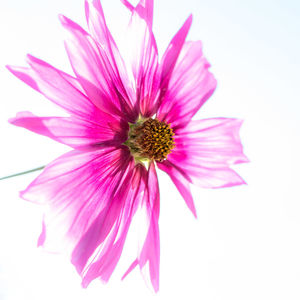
[7,0,248,292]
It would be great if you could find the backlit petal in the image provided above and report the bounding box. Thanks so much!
[7,0,248,292]
[9,111,126,148]
[121,0,153,28]
[7,56,97,120]
[167,118,248,188]
[79,164,147,286]
[120,0,134,12]
[124,2,159,117]
[60,15,135,121]
[122,162,160,292]
[85,0,136,111]
[157,41,217,128]
[20,146,133,257]
[154,15,193,113]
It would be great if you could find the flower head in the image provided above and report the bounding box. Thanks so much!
[7,0,248,292]
[125,117,175,162]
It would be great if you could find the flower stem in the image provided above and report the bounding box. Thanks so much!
[0,166,45,181]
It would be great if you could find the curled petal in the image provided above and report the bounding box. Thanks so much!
[157,41,217,128]
[9,111,126,148]
[167,118,248,188]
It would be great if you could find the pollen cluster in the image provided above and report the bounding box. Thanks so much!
[126,118,175,162]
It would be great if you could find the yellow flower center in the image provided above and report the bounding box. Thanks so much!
[126,117,175,163]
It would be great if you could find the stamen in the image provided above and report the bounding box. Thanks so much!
[126,118,175,162]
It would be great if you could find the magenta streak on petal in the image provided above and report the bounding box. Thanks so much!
[154,15,193,113]
[60,15,135,122]
[121,259,138,280]
[139,162,160,292]
[79,164,147,287]
[122,162,160,292]
[72,161,135,275]
[121,0,153,28]
[167,118,248,188]
[126,5,159,117]
[77,169,134,281]
[6,60,96,121]
[9,111,127,149]
[157,41,217,129]
[175,118,249,165]
[20,147,133,256]
[135,0,154,29]
[120,0,134,12]
[85,0,137,116]
[59,15,119,112]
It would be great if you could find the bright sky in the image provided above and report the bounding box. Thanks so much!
[0,0,300,299]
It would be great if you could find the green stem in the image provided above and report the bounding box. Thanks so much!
[0,166,45,181]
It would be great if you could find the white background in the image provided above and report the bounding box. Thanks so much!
[0,0,300,299]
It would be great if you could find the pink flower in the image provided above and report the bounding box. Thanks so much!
[7,0,248,292]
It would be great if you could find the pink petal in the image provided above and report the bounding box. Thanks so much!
[123,162,160,292]
[175,118,249,165]
[154,15,193,112]
[37,218,46,247]
[157,160,197,218]
[9,111,126,148]
[121,259,138,281]
[121,0,153,28]
[20,146,133,258]
[6,57,97,120]
[124,3,159,117]
[167,118,248,188]
[85,0,136,112]
[120,0,134,12]
[79,164,147,287]
[139,162,160,292]
[157,41,217,128]
[60,15,136,122]
[135,0,154,28]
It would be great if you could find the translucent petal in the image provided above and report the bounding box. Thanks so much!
[9,111,126,148]
[20,146,133,258]
[122,162,160,292]
[155,15,193,113]
[60,15,136,122]
[166,118,248,188]
[157,41,217,128]
[80,164,147,286]
[121,0,153,28]
[7,56,97,120]
[85,0,136,111]
[124,5,159,117]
